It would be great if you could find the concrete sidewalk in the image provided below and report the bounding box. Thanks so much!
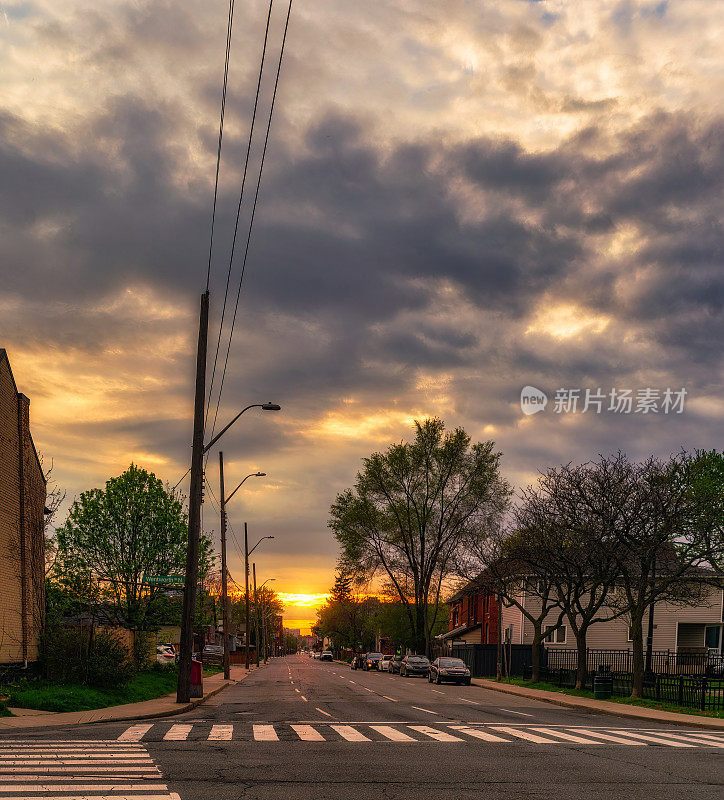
[0,664,256,731]
[471,677,724,730]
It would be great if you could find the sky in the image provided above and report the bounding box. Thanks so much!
[1,1,722,634]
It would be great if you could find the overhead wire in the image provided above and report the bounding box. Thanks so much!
[206,0,294,453]
[205,0,276,430]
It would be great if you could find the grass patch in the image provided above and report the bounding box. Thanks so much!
[503,677,724,719]
[3,667,179,713]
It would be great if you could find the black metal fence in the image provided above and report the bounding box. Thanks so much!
[544,648,724,677]
[451,643,537,677]
[529,665,724,714]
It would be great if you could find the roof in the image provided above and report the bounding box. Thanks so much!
[437,622,482,641]
[0,348,47,484]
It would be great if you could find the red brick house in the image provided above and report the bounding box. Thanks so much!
[441,576,500,646]
[0,350,47,664]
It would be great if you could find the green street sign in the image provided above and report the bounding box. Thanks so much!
[144,575,185,585]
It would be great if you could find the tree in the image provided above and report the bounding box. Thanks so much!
[684,449,724,573]
[54,464,207,631]
[312,567,379,653]
[330,418,510,656]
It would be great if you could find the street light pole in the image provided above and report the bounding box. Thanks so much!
[219,452,230,680]
[253,563,259,667]
[177,290,209,704]
[244,522,251,670]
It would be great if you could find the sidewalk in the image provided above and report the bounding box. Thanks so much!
[471,677,724,730]
[0,665,256,731]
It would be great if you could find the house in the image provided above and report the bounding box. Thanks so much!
[440,575,499,646]
[0,350,47,665]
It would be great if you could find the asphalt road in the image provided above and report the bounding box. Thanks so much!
[2,654,722,800]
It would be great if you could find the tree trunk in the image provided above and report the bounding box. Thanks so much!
[531,622,542,682]
[415,603,426,655]
[629,612,645,698]
[574,628,587,690]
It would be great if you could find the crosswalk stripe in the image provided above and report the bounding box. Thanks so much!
[208,724,234,741]
[680,732,724,746]
[567,729,646,745]
[489,727,562,744]
[118,724,154,742]
[646,731,724,748]
[0,783,169,791]
[163,724,193,741]
[369,726,416,742]
[0,766,160,773]
[0,795,175,799]
[409,725,463,742]
[450,726,510,742]
[331,725,371,742]
[531,728,604,744]
[253,724,279,741]
[603,731,696,747]
[291,725,325,741]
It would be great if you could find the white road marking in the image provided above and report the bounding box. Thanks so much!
[0,784,169,791]
[450,726,510,742]
[409,725,463,742]
[680,732,724,746]
[164,724,193,741]
[369,725,416,742]
[490,726,562,744]
[300,695,308,702]
[410,706,439,715]
[601,730,696,747]
[646,731,724,748]
[291,724,325,741]
[253,724,279,741]
[532,727,605,744]
[430,689,444,694]
[315,707,333,717]
[348,680,357,684]
[568,728,645,745]
[381,696,398,702]
[331,725,372,742]
[458,698,479,704]
[498,708,533,716]
[294,687,300,693]
[208,724,234,740]
[118,724,153,741]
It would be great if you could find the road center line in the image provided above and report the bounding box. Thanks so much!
[300,695,308,702]
[499,708,533,716]
[459,698,479,704]
[381,696,399,702]
[430,689,444,694]
[315,707,333,717]
[411,706,439,715]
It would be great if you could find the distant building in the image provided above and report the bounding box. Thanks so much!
[440,577,500,647]
[0,350,47,664]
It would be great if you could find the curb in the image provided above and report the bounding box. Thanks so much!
[0,668,256,731]
[470,678,724,730]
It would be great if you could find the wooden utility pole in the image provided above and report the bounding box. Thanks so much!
[219,451,230,680]
[244,522,251,669]
[177,291,209,703]
[253,563,260,667]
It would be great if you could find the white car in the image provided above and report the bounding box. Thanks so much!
[379,654,393,672]
[155,645,176,666]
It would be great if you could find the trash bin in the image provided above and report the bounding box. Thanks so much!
[190,658,203,698]
[593,664,612,700]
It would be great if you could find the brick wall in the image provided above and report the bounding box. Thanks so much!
[0,351,47,664]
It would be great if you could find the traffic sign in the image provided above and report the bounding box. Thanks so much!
[144,575,185,585]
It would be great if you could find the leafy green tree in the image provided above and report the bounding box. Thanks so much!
[54,464,211,631]
[329,418,510,656]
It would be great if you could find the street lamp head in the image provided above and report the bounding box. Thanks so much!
[261,402,281,411]
[256,472,266,477]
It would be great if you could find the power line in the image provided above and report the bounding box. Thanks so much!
[207,0,294,447]
[205,0,237,293]
[205,0,276,430]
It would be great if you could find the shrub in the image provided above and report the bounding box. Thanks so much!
[87,631,136,688]
[40,626,135,688]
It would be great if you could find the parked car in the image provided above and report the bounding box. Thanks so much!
[320,651,334,661]
[389,654,404,674]
[379,654,393,672]
[158,643,179,663]
[363,652,383,671]
[350,653,364,670]
[156,645,176,666]
[399,655,430,677]
[313,651,321,659]
[428,657,471,685]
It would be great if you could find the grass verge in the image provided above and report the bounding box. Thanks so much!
[502,677,724,719]
[2,667,180,713]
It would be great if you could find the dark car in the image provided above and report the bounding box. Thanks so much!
[320,651,333,661]
[389,654,404,674]
[363,652,383,671]
[428,657,471,685]
[399,655,430,677]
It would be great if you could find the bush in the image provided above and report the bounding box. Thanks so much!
[40,626,135,688]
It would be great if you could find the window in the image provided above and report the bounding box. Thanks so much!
[544,625,566,644]
[705,626,721,650]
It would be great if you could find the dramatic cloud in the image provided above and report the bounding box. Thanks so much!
[1,0,721,631]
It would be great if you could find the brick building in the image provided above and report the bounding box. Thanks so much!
[0,350,47,664]
[440,577,500,647]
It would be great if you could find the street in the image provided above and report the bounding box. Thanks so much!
[2,654,722,800]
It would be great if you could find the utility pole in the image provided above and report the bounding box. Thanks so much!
[244,522,250,670]
[219,452,230,680]
[261,591,267,663]
[496,594,502,681]
[253,563,260,667]
[177,290,209,704]
[645,556,656,677]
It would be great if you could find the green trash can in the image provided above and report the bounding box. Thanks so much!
[593,664,613,700]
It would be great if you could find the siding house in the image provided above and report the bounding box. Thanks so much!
[0,350,47,664]
[441,577,499,646]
